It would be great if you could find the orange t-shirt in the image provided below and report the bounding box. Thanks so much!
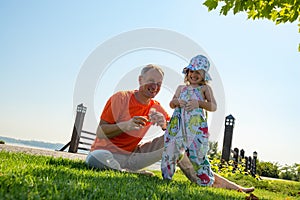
[91,90,170,154]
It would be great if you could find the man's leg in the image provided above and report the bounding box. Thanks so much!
[85,150,154,176]
[124,135,164,170]
[85,149,122,170]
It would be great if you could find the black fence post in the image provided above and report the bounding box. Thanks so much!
[221,115,235,161]
[240,149,245,159]
[233,147,239,172]
[251,151,258,176]
[68,104,87,153]
[244,156,249,172]
[240,149,245,171]
[247,156,252,174]
[233,148,239,162]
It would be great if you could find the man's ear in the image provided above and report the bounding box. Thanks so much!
[138,75,143,85]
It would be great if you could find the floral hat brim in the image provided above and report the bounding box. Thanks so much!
[182,55,212,81]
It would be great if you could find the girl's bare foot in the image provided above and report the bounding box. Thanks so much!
[238,187,255,193]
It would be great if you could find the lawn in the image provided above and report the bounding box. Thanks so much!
[0,151,299,200]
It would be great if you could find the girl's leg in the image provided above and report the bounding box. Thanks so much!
[185,135,214,186]
[177,154,198,182]
[213,173,255,193]
[182,134,214,186]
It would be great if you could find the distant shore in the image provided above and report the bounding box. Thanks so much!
[0,135,64,150]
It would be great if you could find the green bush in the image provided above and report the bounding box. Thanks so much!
[256,161,280,178]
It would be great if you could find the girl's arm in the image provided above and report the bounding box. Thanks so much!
[199,85,217,112]
[169,85,186,109]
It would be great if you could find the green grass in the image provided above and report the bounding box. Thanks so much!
[0,151,299,200]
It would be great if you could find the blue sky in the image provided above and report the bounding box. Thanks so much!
[1,1,299,166]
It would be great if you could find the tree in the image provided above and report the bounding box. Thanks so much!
[279,163,300,181]
[279,164,296,180]
[203,0,300,51]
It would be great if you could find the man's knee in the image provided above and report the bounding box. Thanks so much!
[85,149,121,170]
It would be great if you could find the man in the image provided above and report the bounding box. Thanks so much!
[86,64,169,174]
[86,64,254,193]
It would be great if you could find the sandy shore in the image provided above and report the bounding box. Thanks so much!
[0,144,87,160]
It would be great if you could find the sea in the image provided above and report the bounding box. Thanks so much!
[0,136,65,151]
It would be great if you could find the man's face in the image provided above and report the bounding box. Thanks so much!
[139,69,163,99]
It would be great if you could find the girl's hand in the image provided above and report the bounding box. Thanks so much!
[170,98,186,109]
[178,99,187,108]
[185,99,199,111]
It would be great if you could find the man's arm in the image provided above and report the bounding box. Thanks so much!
[96,116,149,139]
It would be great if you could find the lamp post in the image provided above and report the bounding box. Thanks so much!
[221,114,235,161]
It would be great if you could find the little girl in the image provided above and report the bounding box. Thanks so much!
[161,54,217,186]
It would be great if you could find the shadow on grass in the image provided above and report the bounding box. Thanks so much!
[46,156,89,169]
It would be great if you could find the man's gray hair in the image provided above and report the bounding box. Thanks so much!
[140,64,164,77]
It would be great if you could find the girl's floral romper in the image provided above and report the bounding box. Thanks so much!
[161,85,215,186]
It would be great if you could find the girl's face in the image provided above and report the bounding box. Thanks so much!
[187,69,205,85]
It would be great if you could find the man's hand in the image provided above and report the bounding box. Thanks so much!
[148,109,167,130]
[119,116,149,132]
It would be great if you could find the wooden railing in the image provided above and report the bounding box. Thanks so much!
[59,104,95,154]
